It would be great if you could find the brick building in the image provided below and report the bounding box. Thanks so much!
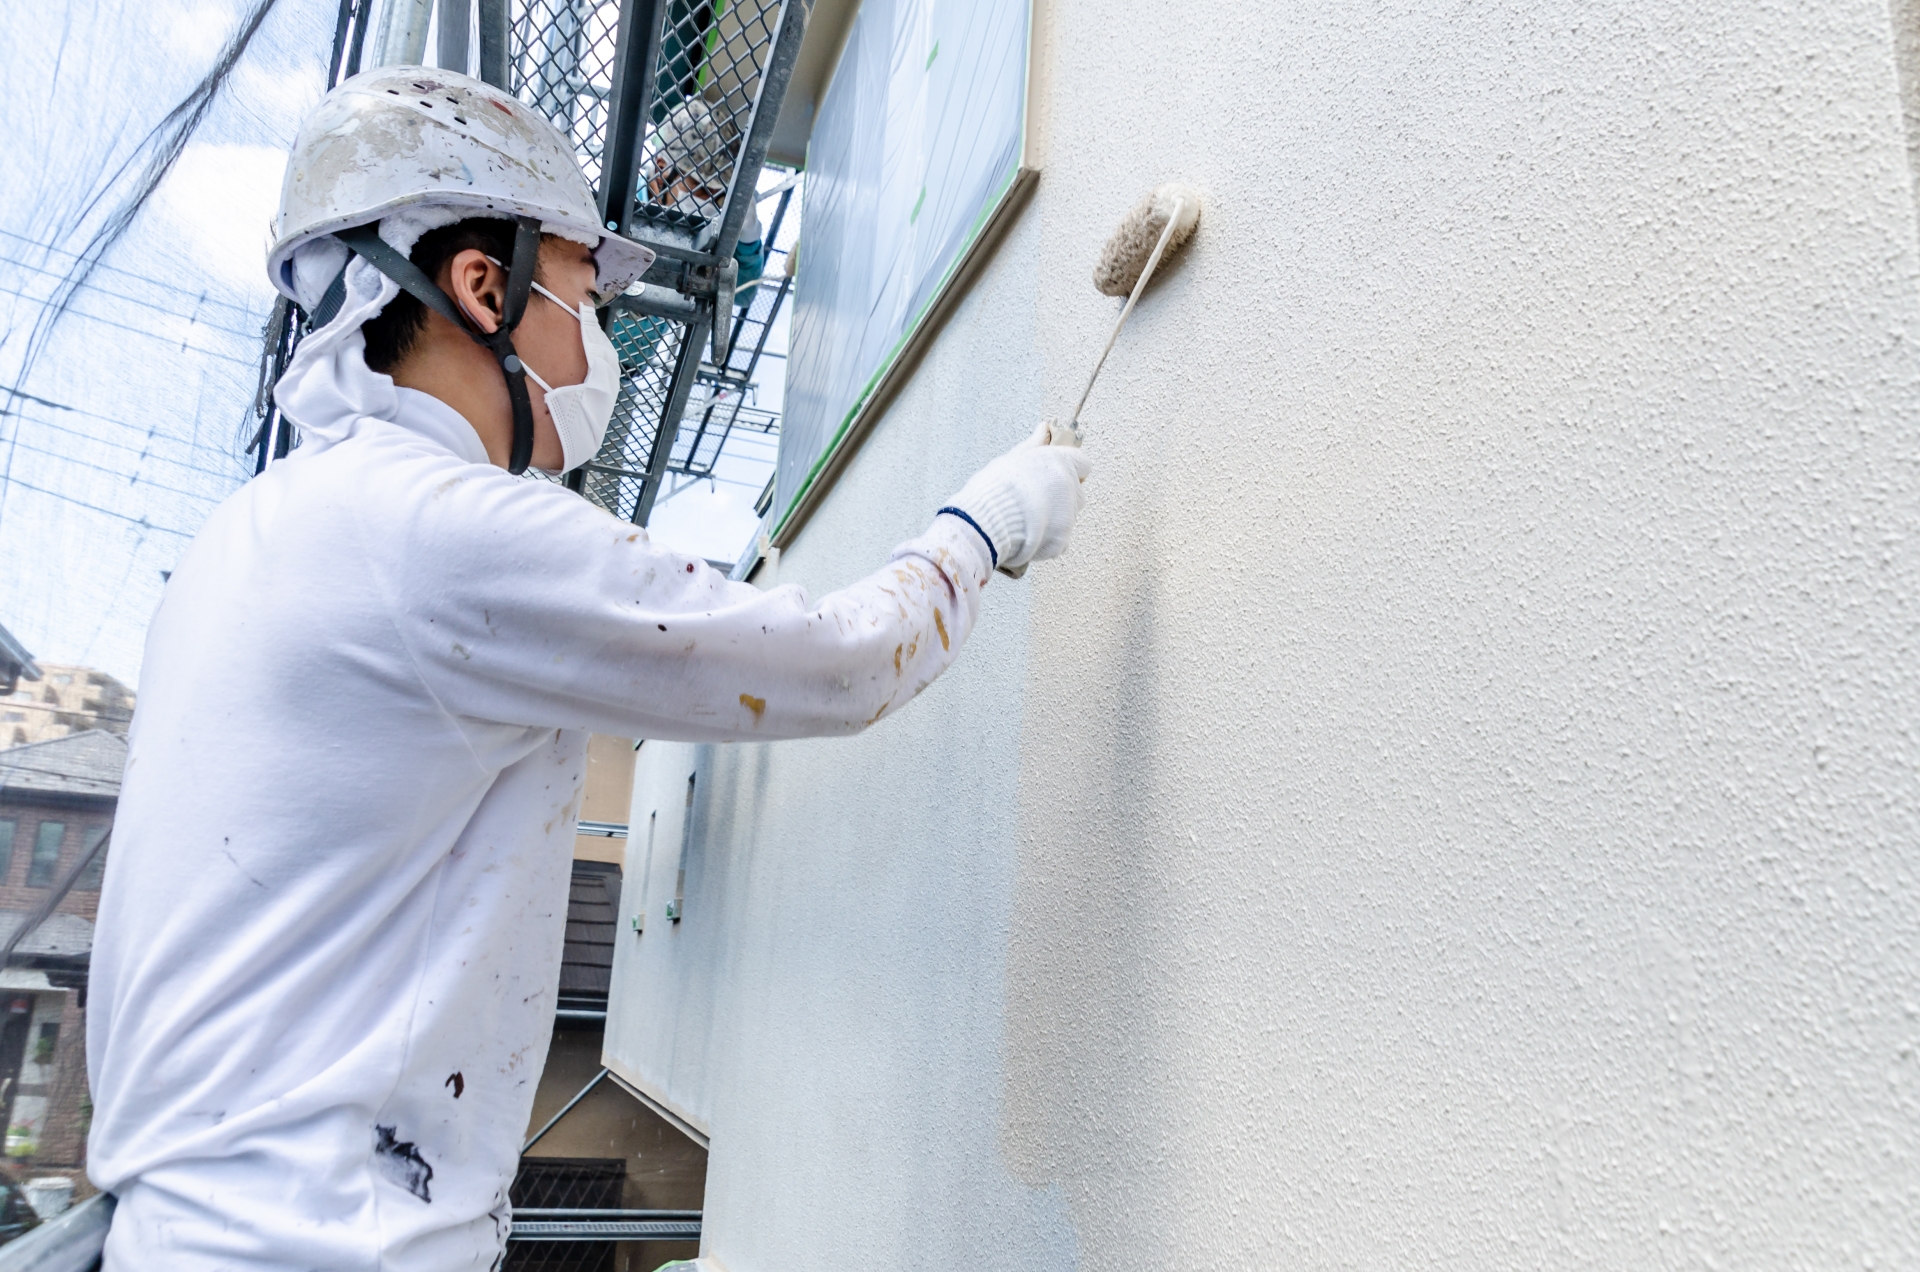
[0,729,124,1203]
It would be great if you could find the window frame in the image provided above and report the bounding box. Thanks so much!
[26,821,65,889]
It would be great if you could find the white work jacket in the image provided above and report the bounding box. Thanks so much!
[87,262,991,1270]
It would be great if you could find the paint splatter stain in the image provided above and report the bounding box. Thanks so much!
[220,844,266,890]
[739,693,767,722]
[374,1125,434,1202]
[446,1072,465,1098]
[893,644,902,674]
[934,609,949,651]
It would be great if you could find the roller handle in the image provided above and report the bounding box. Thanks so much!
[1064,195,1190,437]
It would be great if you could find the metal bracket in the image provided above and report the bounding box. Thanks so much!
[711,258,738,362]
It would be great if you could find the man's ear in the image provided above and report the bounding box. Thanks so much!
[444,248,506,334]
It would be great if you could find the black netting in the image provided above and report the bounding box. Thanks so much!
[717,269,788,379]
[660,187,793,481]
[502,1242,615,1272]
[663,379,777,479]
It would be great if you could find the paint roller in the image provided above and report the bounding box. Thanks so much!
[1044,182,1202,447]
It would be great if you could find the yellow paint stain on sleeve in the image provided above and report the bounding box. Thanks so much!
[893,644,903,674]
[934,609,949,651]
[740,693,767,722]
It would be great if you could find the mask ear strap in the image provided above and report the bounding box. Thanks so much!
[336,216,544,475]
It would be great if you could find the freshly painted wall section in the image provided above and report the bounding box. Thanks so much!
[607,215,1078,1268]
[611,0,1920,1266]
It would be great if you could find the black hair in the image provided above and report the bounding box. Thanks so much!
[361,217,541,373]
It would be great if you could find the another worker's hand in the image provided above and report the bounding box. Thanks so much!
[942,420,1092,577]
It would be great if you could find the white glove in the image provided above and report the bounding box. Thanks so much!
[941,420,1092,577]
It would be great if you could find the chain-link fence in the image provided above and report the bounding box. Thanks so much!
[504,0,798,525]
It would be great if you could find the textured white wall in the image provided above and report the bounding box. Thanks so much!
[607,211,1080,1268]
[610,0,1920,1266]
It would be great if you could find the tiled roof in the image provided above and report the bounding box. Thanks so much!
[559,860,621,1007]
[0,912,93,960]
[0,730,127,801]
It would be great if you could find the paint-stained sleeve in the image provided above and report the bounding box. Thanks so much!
[379,469,995,741]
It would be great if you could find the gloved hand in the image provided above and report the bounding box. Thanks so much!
[941,419,1092,577]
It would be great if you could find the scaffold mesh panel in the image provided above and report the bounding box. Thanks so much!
[509,0,786,221]
[505,1158,621,1271]
[585,314,688,519]
[509,0,622,194]
[506,0,789,522]
[642,0,782,217]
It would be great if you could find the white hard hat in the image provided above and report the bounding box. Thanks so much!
[268,65,656,308]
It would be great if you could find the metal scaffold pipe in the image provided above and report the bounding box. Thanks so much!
[374,0,434,66]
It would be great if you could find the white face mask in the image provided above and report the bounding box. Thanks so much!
[517,280,621,474]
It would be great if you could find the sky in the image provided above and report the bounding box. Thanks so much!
[0,0,786,687]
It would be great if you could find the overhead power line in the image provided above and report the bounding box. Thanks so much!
[3,437,232,504]
[0,255,264,340]
[0,477,194,535]
[0,228,260,316]
[0,285,255,367]
[3,414,248,482]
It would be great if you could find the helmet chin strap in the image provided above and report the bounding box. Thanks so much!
[336,216,543,474]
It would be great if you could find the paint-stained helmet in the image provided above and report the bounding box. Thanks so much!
[267,65,654,310]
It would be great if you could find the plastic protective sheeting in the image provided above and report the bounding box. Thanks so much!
[773,0,1029,536]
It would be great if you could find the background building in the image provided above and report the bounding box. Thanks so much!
[0,728,123,1215]
[0,666,134,750]
[602,0,1920,1269]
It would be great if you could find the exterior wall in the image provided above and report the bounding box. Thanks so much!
[610,1,1920,1268]
[31,990,88,1171]
[504,733,700,1266]
[0,667,133,749]
[8,991,71,1155]
[574,734,638,866]
[0,798,109,923]
[523,1026,706,1269]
